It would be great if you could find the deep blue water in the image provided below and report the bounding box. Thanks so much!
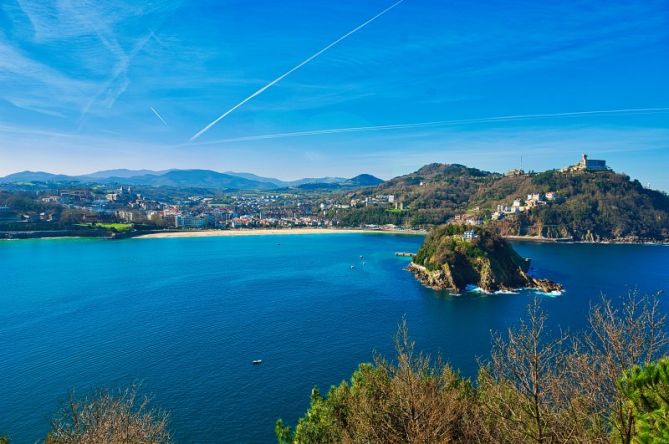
[1,234,668,443]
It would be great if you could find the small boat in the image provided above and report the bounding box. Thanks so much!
[360,255,364,259]
[252,359,262,365]
[350,265,355,269]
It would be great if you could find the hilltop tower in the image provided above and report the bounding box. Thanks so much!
[562,153,609,172]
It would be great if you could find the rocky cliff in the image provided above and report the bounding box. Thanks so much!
[410,224,561,293]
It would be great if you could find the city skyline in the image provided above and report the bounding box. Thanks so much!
[1,0,668,189]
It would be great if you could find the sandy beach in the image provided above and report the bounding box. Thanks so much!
[135,228,426,239]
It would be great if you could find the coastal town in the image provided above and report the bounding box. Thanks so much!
[2,1,669,441]
[0,186,338,234]
[0,153,662,243]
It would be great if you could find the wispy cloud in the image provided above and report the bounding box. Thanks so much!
[188,108,669,145]
[0,0,174,122]
[150,107,168,126]
[189,0,406,141]
[79,30,155,125]
[0,34,94,114]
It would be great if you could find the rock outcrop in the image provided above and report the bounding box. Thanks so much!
[409,224,562,293]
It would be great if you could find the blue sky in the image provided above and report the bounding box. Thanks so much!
[0,0,668,189]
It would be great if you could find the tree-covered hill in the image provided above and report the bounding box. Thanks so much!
[410,224,560,292]
[472,170,669,241]
[335,164,669,241]
[338,164,500,227]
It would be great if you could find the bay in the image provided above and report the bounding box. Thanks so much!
[0,234,668,443]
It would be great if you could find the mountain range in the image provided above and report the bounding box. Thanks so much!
[0,169,383,191]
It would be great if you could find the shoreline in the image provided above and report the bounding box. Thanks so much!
[504,235,669,246]
[134,227,427,239]
[1,229,666,245]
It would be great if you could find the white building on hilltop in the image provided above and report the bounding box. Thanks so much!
[563,153,609,172]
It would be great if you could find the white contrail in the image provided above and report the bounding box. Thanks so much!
[150,107,169,126]
[189,0,405,141]
[188,107,669,145]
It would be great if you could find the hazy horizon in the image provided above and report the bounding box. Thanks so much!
[1,0,668,189]
[3,154,668,192]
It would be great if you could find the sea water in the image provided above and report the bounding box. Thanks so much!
[0,235,667,443]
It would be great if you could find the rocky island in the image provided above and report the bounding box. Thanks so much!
[409,224,562,293]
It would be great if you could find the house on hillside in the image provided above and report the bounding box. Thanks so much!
[463,230,478,240]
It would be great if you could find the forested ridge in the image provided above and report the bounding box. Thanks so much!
[337,164,669,241]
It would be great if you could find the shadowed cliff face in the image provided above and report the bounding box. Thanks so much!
[410,224,561,293]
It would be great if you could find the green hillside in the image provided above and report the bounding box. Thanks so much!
[473,169,669,241]
[336,164,669,242]
[338,164,499,227]
[410,224,560,292]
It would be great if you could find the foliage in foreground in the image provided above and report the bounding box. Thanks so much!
[45,385,170,444]
[277,293,669,443]
[619,358,669,443]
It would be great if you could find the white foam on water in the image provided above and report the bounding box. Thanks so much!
[494,289,519,295]
[464,284,492,295]
[528,288,564,298]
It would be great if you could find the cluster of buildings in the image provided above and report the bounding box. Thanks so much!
[140,192,335,229]
[0,203,58,224]
[1,185,338,230]
[451,213,483,226]
[350,194,403,209]
[173,211,331,230]
[492,192,561,219]
[490,154,610,220]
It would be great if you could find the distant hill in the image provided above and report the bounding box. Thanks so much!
[296,182,342,191]
[0,171,76,183]
[286,176,348,187]
[221,172,382,188]
[293,174,384,191]
[0,169,383,191]
[109,169,276,190]
[337,163,669,241]
[342,174,384,187]
[80,169,170,179]
[223,171,286,185]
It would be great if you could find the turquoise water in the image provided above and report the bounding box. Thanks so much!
[1,234,668,443]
